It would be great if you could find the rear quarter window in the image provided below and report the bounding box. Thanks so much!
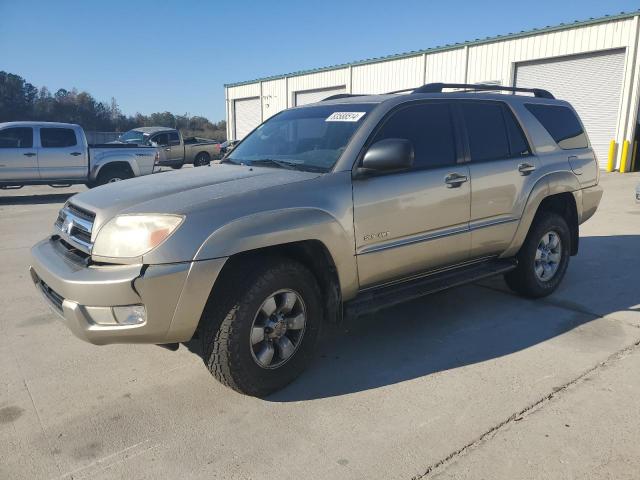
[525,104,588,149]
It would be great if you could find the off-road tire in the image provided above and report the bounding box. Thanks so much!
[199,256,322,397]
[95,166,132,186]
[505,212,570,298]
[194,152,210,167]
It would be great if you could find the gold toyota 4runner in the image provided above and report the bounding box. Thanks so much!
[30,83,603,396]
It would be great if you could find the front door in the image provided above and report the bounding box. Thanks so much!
[0,126,38,181]
[165,131,183,164]
[353,101,471,288]
[37,127,86,180]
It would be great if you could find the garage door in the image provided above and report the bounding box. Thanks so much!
[295,86,346,106]
[234,97,261,140]
[515,49,625,168]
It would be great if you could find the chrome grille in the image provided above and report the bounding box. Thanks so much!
[54,203,95,253]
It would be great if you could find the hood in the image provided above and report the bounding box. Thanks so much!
[70,164,320,230]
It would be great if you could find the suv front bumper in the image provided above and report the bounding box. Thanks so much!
[30,238,226,345]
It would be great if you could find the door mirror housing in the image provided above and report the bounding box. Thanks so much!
[358,138,414,176]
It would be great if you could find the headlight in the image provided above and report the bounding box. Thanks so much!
[92,214,184,258]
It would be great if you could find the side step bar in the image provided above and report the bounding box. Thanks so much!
[345,258,517,318]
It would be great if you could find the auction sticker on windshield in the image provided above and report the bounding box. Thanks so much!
[325,112,366,122]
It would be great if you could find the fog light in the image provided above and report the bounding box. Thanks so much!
[112,305,146,325]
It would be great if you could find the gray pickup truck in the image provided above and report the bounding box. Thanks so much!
[0,122,159,188]
[30,83,602,397]
[118,127,220,168]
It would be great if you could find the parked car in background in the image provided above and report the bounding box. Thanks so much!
[0,122,159,189]
[118,127,220,168]
[29,84,603,397]
[220,139,239,156]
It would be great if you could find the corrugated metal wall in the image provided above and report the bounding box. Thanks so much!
[225,14,640,168]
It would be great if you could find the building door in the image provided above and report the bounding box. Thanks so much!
[515,49,625,168]
[234,97,261,140]
[294,86,346,106]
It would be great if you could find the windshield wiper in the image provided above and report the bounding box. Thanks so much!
[250,159,327,173]
[249,158,297,169]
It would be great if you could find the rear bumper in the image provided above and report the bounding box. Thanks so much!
[30,238,226,345]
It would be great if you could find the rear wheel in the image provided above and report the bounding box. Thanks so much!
[504,212,570,298]
[199,257,322,397]
[95,166,132,187]
[194,152,210,167]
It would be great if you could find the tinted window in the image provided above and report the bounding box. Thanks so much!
[0,127,33,148]
[525,104,588,149]
[168,132,180,145]
[503,108,531,157]
[152,133,169,146]
[461,102,510,162]
[40,128,77,148]
[372,102,456,169]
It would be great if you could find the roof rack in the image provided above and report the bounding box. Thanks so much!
[385,88,417,94]
[321,93,368,101]
[413,82,554,98]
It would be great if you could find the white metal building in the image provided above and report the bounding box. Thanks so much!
[225,11,640,170]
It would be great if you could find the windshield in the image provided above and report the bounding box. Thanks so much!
[119,130,147,144]
[226,104,375,172]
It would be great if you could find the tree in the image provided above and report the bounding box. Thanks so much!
[0,71,226,140]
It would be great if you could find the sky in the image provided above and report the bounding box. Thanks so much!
[1,0,638,122]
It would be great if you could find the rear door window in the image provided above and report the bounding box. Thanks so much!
[372,102,457,169]
[0,127,33,148]
[40,128,77,148]
[460,102,510,162]
[152,133,169,146]
[525,104,588,149]
[167,132,180,145]
[503,108,531,157]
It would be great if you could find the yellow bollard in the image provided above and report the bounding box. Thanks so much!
[606,140,616,172]
[632,140,638,172]
[620,140,630,173]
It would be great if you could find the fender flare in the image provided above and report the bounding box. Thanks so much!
[193,208,360,299]
[501,170,581,258]
[91,154,141,180]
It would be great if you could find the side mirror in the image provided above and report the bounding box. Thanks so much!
[358,138,414,176]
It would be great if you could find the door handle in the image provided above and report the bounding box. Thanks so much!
[164,148,171,152]
[444,172,468,188]
[518,162,536,175]
[23,152,36,157]
[70,152,82,156]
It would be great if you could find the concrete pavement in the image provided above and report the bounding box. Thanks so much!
[1,172,639,479]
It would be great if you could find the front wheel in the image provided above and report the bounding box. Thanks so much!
[200,257,321,397]
[504,212,571,298]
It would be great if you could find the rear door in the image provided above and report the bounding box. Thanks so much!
[353,101,471,288]
[37,127,86,180]
[458,100,540,259]
[0,126,38,180]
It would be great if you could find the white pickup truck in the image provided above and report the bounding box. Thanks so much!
[0,122,159,189]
